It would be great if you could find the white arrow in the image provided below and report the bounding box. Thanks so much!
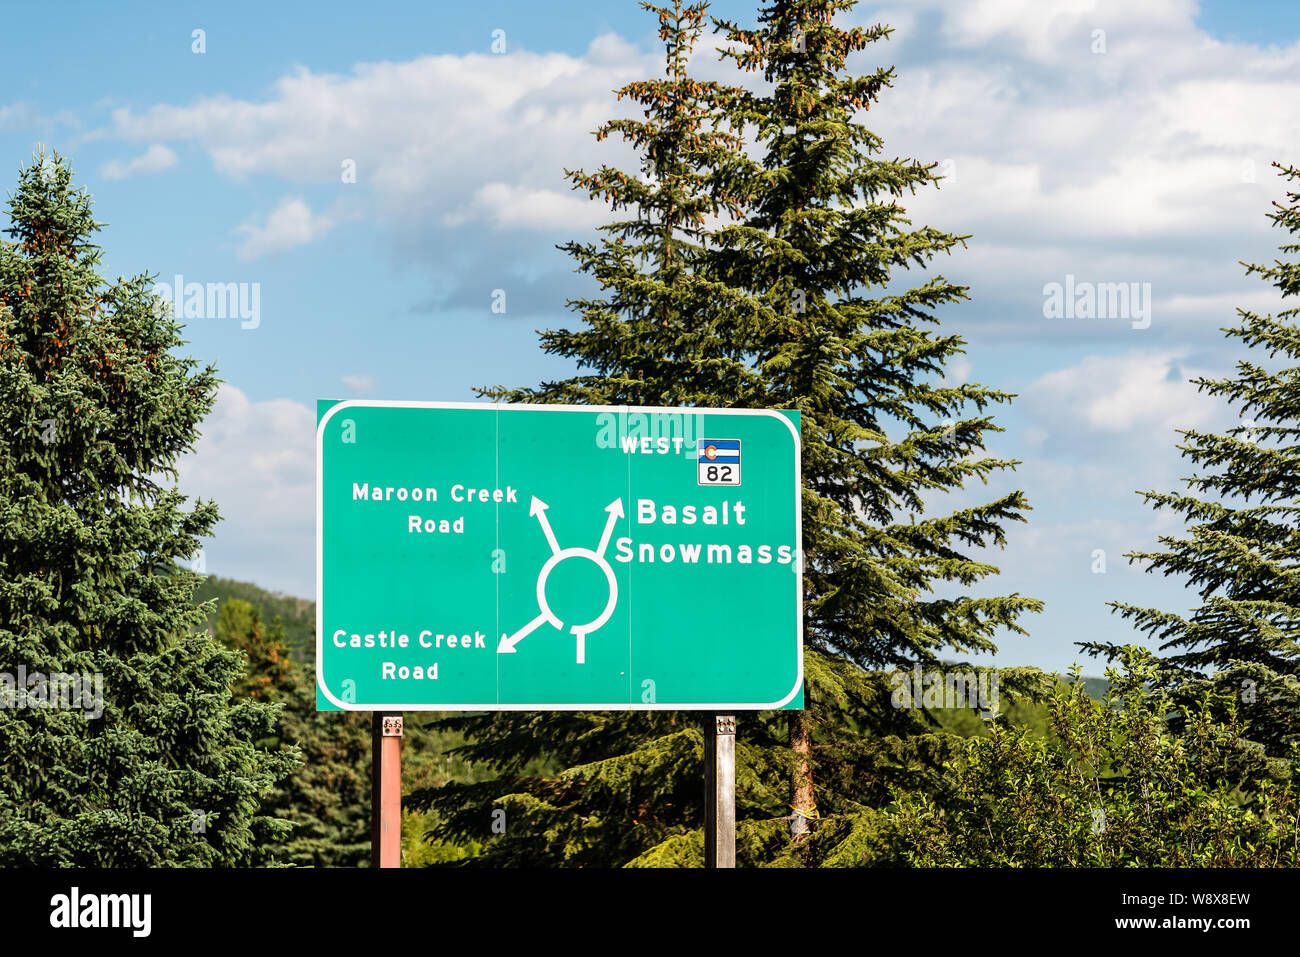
[596,498,625,559]
[530,496,561,556]
[497,612,549,654]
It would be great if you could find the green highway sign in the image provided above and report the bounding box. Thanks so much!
[316,401,803,711]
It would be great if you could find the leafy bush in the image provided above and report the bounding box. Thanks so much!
[886,649,1299,867]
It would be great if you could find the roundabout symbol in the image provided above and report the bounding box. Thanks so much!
[497,496,624,664]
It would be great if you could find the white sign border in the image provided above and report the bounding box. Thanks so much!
[316,400,803,711]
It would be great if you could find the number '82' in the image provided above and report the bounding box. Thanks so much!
[699,463,740,486]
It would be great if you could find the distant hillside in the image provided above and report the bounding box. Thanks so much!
[1078,675,1110,700]
[192,575,315,662]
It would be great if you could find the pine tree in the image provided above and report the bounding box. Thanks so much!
[704,0,1046,855]
[496,0,755,408]
[0,152,295,865]
[251,654,372,868]
[412,0,752,868]
[206,594,372,867]
[415,0,1042,866]
[1097,162,1300,770]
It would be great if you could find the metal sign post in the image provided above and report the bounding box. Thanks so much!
[704,713,736,868]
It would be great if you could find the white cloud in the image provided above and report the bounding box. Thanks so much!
[100,43,645,180]
[178,385,314,597]
[1026,350,1219,436]
[840,3,1300,346]
[84,5,1300,338]
[0,102,80,131]
[94,38,655,253]
[943,356,973,384]
[1157,289,1285,323]
[1002,516,1148,577]
[0,104,36,130]
[933,0,1195,61]
[443,182,605,232]
[235,196,345,260]
[99,143,178,180]
[341,374,375,394]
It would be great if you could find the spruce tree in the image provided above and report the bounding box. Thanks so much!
[0,152,295,865]
[413,0,753,868]
[414,0,1041,866]
[250,655,371,868]
[1098,162,1300,769]
[704,1,1044,854]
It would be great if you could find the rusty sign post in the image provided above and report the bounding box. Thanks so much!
[371,713,403,868]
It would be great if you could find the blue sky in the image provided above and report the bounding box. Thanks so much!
[2,0,1297,673]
